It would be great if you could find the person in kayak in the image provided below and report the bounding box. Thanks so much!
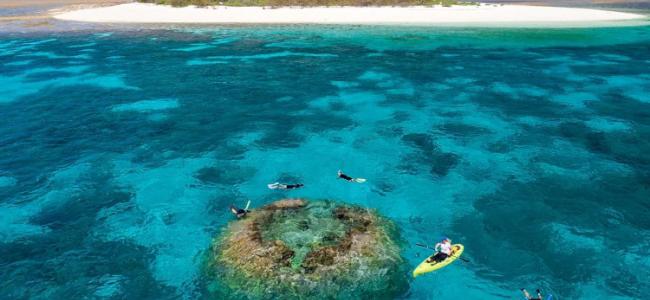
[338,170,366,183]
[520,288,544,300]
[426,237,452,263]
[267,182,304,190]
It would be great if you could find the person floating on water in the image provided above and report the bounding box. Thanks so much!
[230,200,251,219]
[426,237,452,263]
[521,288,547,300]
[267,182,304,190]
[337,170,366,183]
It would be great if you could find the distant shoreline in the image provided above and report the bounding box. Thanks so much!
[0,0,127,28]
[51,2,647,27]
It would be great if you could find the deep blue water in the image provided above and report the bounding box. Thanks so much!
[1,25,650,299]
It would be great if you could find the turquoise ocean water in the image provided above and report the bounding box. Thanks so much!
[1,23,650,299]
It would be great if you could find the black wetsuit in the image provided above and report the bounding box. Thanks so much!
[339,173,354,181]
[230,206,247,218]
[430,252,449,262]
[522,289,543,300]
[285,183,304,189]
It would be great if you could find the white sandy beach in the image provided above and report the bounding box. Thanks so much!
[52,2,646,26]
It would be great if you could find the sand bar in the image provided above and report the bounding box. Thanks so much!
[52,3,646,26]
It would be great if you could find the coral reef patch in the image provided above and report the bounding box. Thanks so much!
[205,199,408,299]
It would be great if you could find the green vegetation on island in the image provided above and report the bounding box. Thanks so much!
[139,0,473,7]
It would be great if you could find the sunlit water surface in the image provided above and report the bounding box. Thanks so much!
[1,24,650,299]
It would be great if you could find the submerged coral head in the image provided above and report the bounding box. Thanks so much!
[207,198,409,299]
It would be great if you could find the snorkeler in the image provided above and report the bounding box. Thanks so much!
[426,237,452,263]
[267,182,304,190]
[337,170,366,183]
[521,288,548,300]
[230,200,251,219]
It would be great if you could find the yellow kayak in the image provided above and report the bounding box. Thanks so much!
[413,244,464,278]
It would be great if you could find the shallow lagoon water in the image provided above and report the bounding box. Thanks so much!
[1,24,649,299]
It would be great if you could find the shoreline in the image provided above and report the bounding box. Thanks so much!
[0,0,127,30]
[51,2,647,27]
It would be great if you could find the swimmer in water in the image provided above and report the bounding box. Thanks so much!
[267,182,304,190]
[229,200,251,219]
[521,288,546,300]
[337,170,366,183]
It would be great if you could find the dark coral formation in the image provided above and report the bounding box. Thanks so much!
[400,133,459,177]
[205,199,408,299]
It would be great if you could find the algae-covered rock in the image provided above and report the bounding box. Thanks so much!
[205,199,409,299]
